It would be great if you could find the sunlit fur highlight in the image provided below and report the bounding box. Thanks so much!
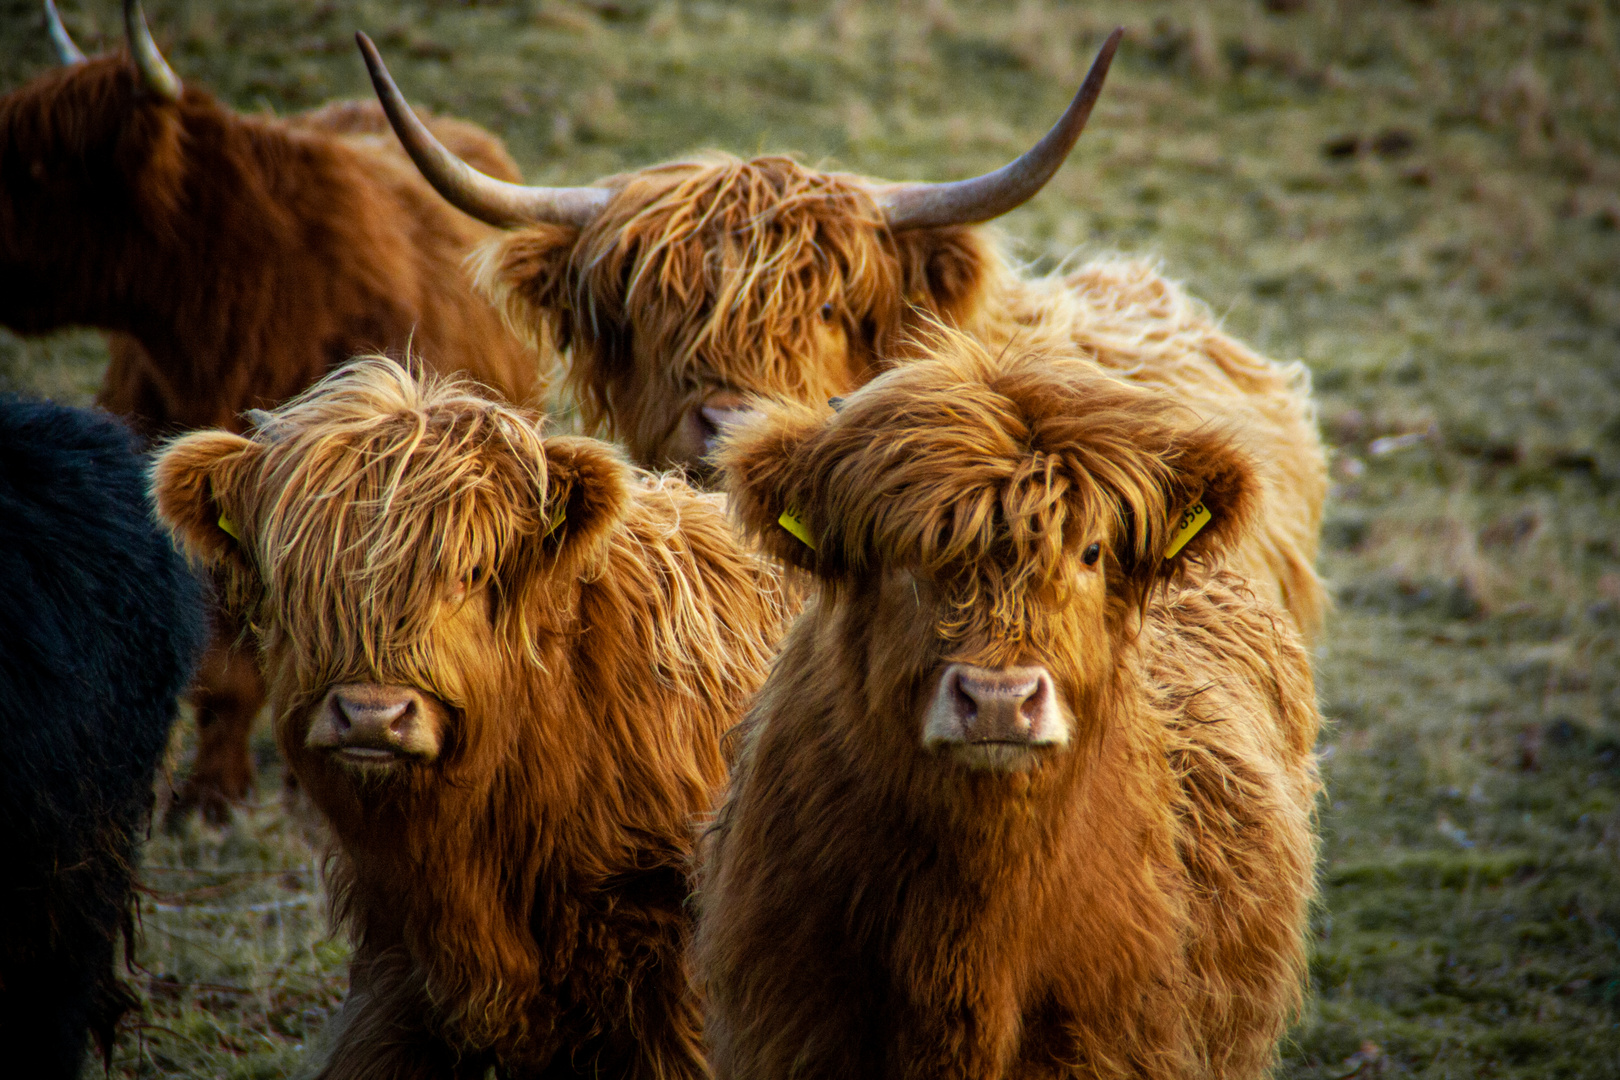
[151,360,788,1079]
[700,331,1320,1079]
[471,153,1324,639]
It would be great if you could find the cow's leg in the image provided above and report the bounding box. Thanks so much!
[169,628,265,825]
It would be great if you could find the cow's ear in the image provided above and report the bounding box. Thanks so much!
[891,226,993,328]
[473,226,580,352]
[150,430,263,611]
[116,101,187,225]
[536,436,632,573]
[715,400,828,575]
[1116,423,1260,597]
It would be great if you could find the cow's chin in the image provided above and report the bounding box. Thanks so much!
[934,741,1056,773]
[327,745,429,771]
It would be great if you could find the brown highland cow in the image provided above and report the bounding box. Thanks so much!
[4,2,541,818]
[358,29,1328,641]
[151,360,786,1079]
[697,330,1321,1080]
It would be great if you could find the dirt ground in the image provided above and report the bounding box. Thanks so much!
[1,1,1617,1076]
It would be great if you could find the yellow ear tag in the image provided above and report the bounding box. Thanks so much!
[778,507,816,550]
[217,512,240,541]
[1163,501,1212,559]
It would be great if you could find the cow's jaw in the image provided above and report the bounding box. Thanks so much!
[306,682,446,770]
[922,663,1071,772]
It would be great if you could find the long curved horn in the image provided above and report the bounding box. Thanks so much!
[125,0,180,102]
[356,32,611,230]
[877,27,1122,232]
[44,0,86,65]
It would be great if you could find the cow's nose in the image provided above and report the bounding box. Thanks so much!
[923,663,1071,752]
[332,686,414,740]
[307,683,442,762]
[950,667,1047,741]
[700,405,757,453]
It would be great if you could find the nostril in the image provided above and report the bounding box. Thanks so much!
[388,699,417,736]
[951,672,978,719]
[1019,679,1048,723]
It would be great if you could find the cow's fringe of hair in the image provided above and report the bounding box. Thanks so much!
[238,359,555,689]
[727,325,1257,650]
[475,154,905,435]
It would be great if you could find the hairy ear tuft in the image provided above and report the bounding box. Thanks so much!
[1121,421,1260,600]
[116,99,187,227]
[472,227,581,354]
[891,226,992,328]
[715,401,829,574]
[1164,425,1259,563]
[150,430,262,613]
[538,436,632,573]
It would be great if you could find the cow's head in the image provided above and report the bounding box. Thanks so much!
[151,359,629,796]
[718,328,1257,774]
[355,28,1121,479]
[0,2,191,332]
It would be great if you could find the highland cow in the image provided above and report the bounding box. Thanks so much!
[151,360,786,1079]
[5,2,542,818]
[0,395,207,1079]
[697,331,1321,1080]
[359,28,1328,640]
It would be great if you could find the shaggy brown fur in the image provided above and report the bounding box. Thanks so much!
[472,153,1326,638]
[698,331,1320,1080]
[151,360,787,1080]
[0,50,541,818]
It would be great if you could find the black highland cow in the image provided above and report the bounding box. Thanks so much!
[0,396,207,1078]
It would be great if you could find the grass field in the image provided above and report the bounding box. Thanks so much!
[3,0,1619,1076]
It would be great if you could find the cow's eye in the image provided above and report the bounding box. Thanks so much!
[1082,543,1101,566]
[820,302,835,321]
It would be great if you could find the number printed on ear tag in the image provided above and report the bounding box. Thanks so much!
[1163,501,1212,559]
[778,508,816,550]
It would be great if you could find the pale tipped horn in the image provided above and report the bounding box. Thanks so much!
[876,27,1122,232]
[125,0,180,102]
[45,0,86,65]
[356,32,611,230]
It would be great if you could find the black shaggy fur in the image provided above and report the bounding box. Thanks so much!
[0,397,207,1078]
